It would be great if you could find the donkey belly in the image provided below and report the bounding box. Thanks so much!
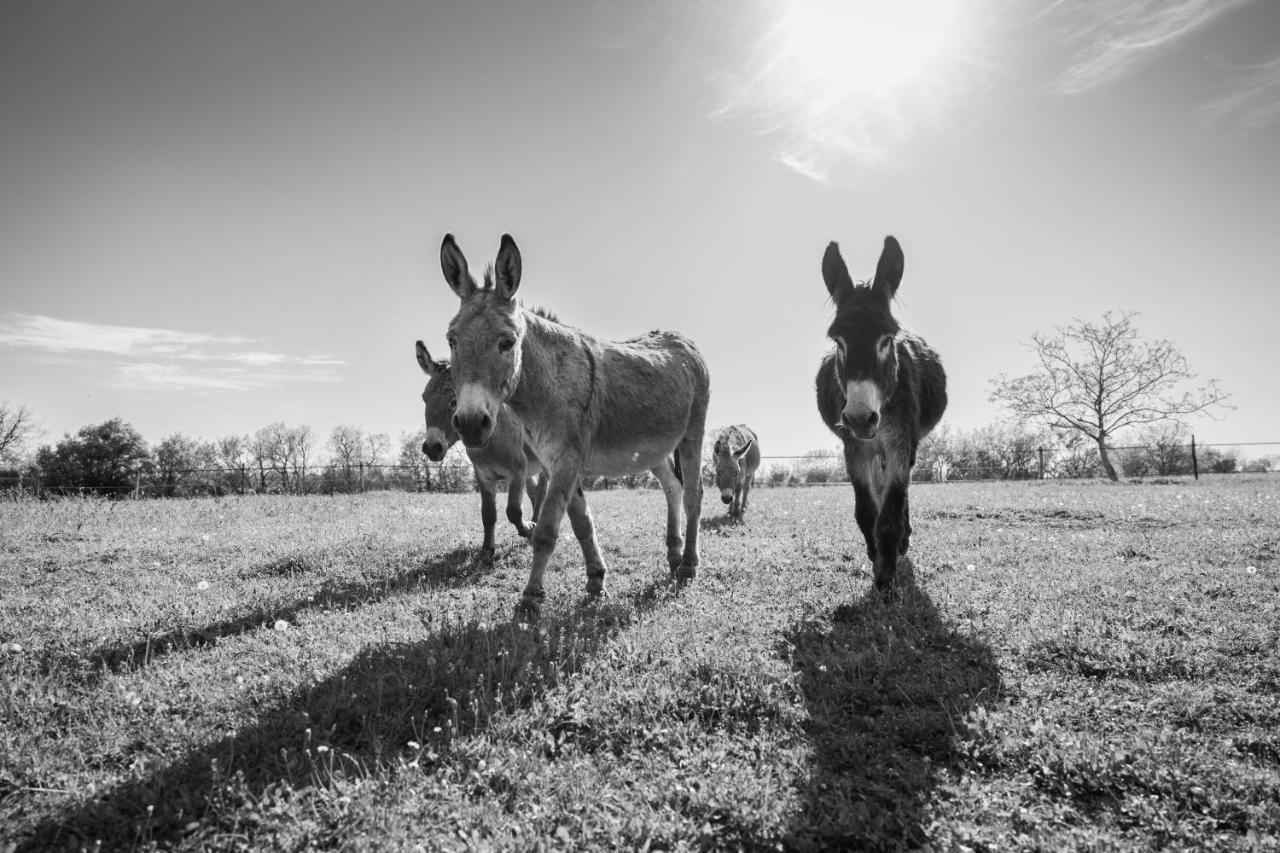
[583,440,680,477]
[580,333,705,476]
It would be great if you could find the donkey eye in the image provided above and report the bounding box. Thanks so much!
[449,397,457,410]
[498,338,515,353]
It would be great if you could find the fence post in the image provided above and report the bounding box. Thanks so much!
[1191,435,1199,480]
[134,472,142,500]
[359,462,366,493]
[1038,447,1045,480]
[35,471,41,499]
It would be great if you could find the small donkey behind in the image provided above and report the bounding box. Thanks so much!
[416,341,546,564]
[712,424,760,520]
[815,235,947,590]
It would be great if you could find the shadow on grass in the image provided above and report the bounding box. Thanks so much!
[700,512,747,533]
[15,577,680,851]
[43,545,488,682]
[783,560,1001,851]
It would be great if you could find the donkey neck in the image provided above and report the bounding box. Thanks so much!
[506,310,599,430]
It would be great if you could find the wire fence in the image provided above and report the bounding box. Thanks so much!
[2,439,1276,500]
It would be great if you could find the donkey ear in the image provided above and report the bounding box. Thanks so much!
[494,234,522,301]
[441,234,475,299]
[822,242,854,304]
[415,340,438,376]
[871,235,904,300]
[733,438,755,459]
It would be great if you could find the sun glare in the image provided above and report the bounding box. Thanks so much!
[774,0,963,100]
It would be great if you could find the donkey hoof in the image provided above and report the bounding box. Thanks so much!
[517,524,535,539]
[513,596,542,622]
[476,548,496,566]
[585,577,606,596]
[673,563,697,584]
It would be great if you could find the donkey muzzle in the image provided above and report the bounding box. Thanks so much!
[421,439,446,462]
[841,407,880,441]
[452,411,493,448]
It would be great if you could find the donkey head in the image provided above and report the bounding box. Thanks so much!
[441,234,527,448]
[414,341,457,462]
[713,437,755,503]
[823,236,904,441]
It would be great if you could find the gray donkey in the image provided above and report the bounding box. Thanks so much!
[440,233,710,616]
[712,424,760,520]
[415,341,546,564]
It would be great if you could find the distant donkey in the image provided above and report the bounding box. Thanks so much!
[440,233,710,616]
[712,424,760,520]
[815,235,947,590]
[415,342,547,565]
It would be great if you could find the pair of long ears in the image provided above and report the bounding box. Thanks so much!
[822,235,904,306]
[440,233,522,301]
[414,341,448,378]
[716,437,756,460]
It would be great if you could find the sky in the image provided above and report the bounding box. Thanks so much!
[2,0,1278,460]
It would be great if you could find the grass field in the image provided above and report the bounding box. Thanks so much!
[2,478,1278,851]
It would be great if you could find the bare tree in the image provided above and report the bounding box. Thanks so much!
[990,312,1229,481]
[396,430,427,491]
[365,432,390,467]
[1139,422,1192,476]
[0,402,38,464]
[328,425,365,475]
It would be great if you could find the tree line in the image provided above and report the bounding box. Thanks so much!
[1,311,1266,497]
[0,411,477,497]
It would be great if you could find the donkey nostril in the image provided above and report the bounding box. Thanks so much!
[867,411,880,427]
[480,414,492,432]
[421,441,430,455]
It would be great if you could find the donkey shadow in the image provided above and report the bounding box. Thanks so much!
[782,560,1000,850]
[16,578,678,851]
[48,545,484,684]
[700,513,748,533]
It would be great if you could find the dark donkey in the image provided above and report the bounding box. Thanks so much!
[415,341,547,564]
[441,233,710,616]
[815,235,947,590]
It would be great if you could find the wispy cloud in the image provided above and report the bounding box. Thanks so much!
[1203,54,1280,130]
[1047,0,1252,95]
[0,313,342,392]
[701,0,991,184]
[688,0,1264,184]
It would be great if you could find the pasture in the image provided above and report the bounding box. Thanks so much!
[2,479,1278,851]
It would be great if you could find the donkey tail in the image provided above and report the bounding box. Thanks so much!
[672,451,683,485]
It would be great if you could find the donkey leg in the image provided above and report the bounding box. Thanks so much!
[852,481,879,562]
[676,438,703,580]
[566,483,608,596]
[731,485,743,519]
[477,474,498,565]
[844,442,879,561]
[506,476,535,538]
[525,475,543,525]
[899,491,912,554]
[519,466,578,617]
[873,480,909,590]
[652,459,685,570]
[741,474,753,516]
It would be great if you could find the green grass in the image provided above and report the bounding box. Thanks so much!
[2,478,1278,851]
